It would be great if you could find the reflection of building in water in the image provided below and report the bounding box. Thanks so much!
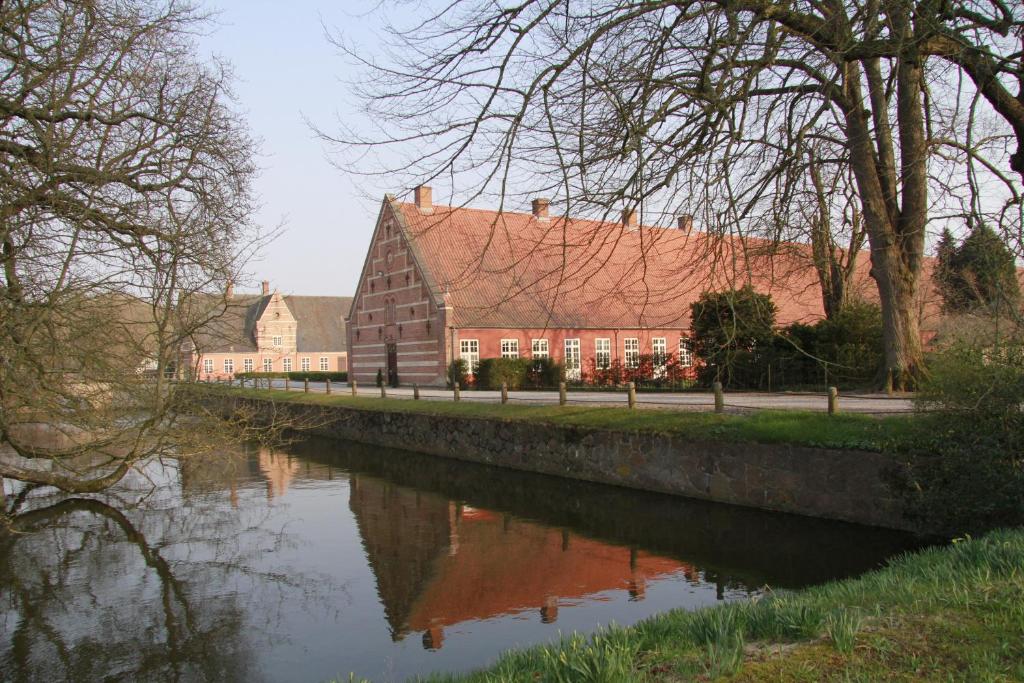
[178,448,342,504]
[349,473,697,650]
[259,448,299,501]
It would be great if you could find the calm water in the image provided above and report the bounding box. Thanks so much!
[1,437,925,682]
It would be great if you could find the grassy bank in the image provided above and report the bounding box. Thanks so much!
[194,385,916,451]
[412,529,1023,682]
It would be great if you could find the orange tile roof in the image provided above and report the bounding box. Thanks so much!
[392,199,885,330]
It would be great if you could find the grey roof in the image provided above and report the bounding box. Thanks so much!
[284,295,352,352]
[186,292,352,354]
[187,294,268,353]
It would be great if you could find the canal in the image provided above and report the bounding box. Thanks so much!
[1,436,926,682]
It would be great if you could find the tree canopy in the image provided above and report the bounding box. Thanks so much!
[0,1,263,492]
[335,0,1024,389]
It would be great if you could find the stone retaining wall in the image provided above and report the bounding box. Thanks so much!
[217,396,910,530]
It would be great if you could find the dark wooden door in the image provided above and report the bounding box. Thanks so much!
[386,343,398,386]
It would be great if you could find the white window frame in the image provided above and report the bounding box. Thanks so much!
[652,337,668,377]
[203,358,214,374]
[564,338,581,380]
[531,339,549,359]
[282,357,292,372]
[243,358,254,373]
[595,338,611,369]
[263,358,273,372]
[500,339,520,359]
[272,335,283,348]
[460,339,480,374]
[319,356,329,371]
[679,338,693,368]
[624,338,640,368]
[223,358,234,374]
[301,357,311,372]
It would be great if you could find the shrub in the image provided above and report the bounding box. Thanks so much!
[475,357,531,390]
[690,285,776,388]
[772,301,884,389]
[900,329,1024,533]
[446,359,469,388]
[524,357,563,388]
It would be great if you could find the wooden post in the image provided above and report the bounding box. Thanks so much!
[380,383,386,398]
[351,379,357,396]
[454,384,461,402]
[285,376,290,392]
[501,382,508,404]
[413,383,421,400]
[713,381,724,414]
[558,382,567,406]
[240,378,245,389]
[304,378,309,393]
[828,386,840,416]
[326,379,331,394]
[627,382,636,409]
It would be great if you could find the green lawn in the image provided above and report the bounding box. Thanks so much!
[407,529,1024,682]
[191,385,917,451]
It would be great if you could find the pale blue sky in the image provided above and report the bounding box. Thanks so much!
[199,1,386,297]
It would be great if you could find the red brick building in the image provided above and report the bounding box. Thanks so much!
[345,186,888,387]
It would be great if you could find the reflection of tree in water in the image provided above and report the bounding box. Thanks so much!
[0,454,345,682]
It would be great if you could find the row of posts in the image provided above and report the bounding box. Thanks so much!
[223,375,841,415]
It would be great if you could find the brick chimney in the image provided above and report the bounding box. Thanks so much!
[225,281,234,299]
[677,214,693,232]
[531,198,550,220]
[261,280,270,296]
[622,208,636,230]
[414,185,433,214]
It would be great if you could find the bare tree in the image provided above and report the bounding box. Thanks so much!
[0,1,265,491]
[329,0,1024,389]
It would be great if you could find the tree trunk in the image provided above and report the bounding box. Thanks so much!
[870,246,924,391]
[841,58,927,389]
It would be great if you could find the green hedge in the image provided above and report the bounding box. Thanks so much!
[473,357,564,389]
[235,371,348,382]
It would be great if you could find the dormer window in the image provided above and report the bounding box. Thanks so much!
[272,336,282,347]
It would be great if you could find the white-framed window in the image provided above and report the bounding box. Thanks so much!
[223,358,234,374]
[301,357,310,372]
[532,339,549,359]
[624,338,640,368]
[243,358,253,373]
[272,335,282,348]
[263,358,273,372]
[460,339,480,373]
[679,338,693,368]
[595,338,611,369]
[500,339,520,359]
[282,357,292,372]
[320,356,329,371]
[203,358,214,374]
[564,339,581,380]
[652,337,667,377]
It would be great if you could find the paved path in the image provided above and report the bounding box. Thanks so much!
[241,379,915,414]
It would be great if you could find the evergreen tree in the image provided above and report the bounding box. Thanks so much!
[935,224,1020,316]
[690,286,777,387]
